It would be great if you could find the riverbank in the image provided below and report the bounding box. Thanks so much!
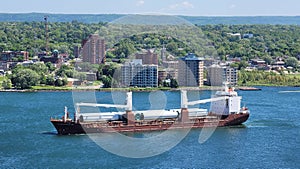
[0,85,263,92]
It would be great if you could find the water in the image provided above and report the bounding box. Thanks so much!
[0,87,300,168]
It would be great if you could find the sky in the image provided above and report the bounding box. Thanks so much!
[1,0,300,16]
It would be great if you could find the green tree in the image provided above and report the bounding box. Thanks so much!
[56,65,75,78]
[55,78,64,86]
[285,57,298,68]
[11,69,40,89]
[2,78,12,89]
[75,72,87,81]
[170,79,179,88]
[113,39,136,58]
[102,75,112,88]
[238,61,249,70]
[46,75,55,85]
[45,62,56,72]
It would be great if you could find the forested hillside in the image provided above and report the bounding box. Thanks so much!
[0,21,105,57]
[1,21,300,62]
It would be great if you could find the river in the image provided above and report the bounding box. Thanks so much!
[0,87,299,168]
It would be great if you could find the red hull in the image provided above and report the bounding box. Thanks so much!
[51,113,249,135]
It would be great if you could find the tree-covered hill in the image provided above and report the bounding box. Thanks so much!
[0,21,105,57]
[1,21,300,61]
[200,25,300,61]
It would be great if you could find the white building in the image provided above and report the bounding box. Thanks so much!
[121,59,158,87]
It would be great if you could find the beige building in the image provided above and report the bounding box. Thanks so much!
[178,53,204,87]
[207,64,238,86]
[81,34,105,64]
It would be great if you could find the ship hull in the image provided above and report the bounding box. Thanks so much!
[51,113,249,135]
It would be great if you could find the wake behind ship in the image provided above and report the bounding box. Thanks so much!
[51,85,249,135]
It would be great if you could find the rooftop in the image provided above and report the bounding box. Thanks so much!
[180,53,204,61]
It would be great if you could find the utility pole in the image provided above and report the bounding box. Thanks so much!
[44,16,49,53]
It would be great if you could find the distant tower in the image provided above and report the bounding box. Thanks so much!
[44,16,49,53]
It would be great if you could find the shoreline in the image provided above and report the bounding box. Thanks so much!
[0,86,284,93]
[1,84,300,93]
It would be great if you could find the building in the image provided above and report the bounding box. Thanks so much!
[243,33,254,39]
[135,49,158,65]
[1,51,29,62]
[207,64,238,86]
[40,50,62,67]
[161,60,179,80]
[251,59,266,67]
[207,64,225,86]
[178,53,204,87]
[73,45,81,58]
[226,67,238,86]
[121,59,158,87]
[86,73,97,81]
[81,34,105,64]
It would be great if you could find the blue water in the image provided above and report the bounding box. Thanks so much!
[0,87,300,168]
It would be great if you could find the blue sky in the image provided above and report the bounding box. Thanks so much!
[2,0,300,16]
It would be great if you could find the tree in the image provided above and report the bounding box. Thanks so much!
[11,69,40,89]
[54,78,68,86]
[56,65,75,78]
[113,39,136,58]
[285,57,298,68]
[46,75,55,85]
[170,79,179,88]
[102,75,112,88]
[45,62,55,72]
[238,61,249,70]
[75,72,87,81]
[262,56,273,65]
[2,78,12,89]
[29,62,48,75]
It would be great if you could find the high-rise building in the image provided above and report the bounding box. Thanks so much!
[225,67,238,86]
[207,64,238,86]
[178,53,204,87]
[121,59,158,87]
[207,64,225,86]
[81,34,105,64]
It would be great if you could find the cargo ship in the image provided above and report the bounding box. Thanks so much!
[51,84,249,135]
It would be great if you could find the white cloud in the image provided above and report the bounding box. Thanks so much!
[136,0,145,6]
[169,1,194,10]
